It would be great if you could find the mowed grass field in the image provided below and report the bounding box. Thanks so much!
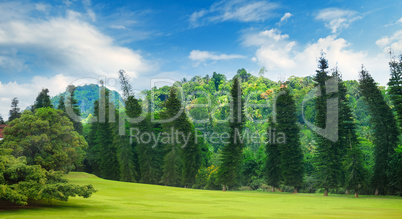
[1,172,402,218]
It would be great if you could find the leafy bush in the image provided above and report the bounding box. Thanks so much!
[0,154,96,205]
[259,184,272,192]
[194,165,220,190]
[239,186,253,191]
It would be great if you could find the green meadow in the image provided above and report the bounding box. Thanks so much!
[1,172,401,218]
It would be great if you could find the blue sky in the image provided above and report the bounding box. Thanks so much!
[0,0,401,118]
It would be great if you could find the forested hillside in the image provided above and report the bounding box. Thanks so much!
[61,63,399,195]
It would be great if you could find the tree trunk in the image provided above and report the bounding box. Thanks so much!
[345,189,349,195]
[222,184,226,191]
[271,187,275,192]
[324,188,328,196]
[293,187,299,194]
[355,190,359,198]
[374,188,379,196]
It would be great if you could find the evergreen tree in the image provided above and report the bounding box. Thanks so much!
[160,88,185,186]
[313,55,343,196]
[85,100,101,175]
[181,123,202,187]
[265,118,281,191]
[9,97,21,122]
[33,88,53,111]
[86,85,120,180]
[66,85,83,135]
[218,77,245,191]
[388,54,402,129]
[118,70,138,182]
[276,85,304,193]
[359,67,399,195]
[0,114,5,124]
[137,114,164,184]
[387,54,402,195]
[58,95,66,111]
[334,70,366,197]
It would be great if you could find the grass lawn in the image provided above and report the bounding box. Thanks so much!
[1,172,402,218]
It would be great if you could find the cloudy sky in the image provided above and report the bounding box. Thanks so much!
[0,0,401,119]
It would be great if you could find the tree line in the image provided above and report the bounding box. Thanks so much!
[2,53,402,198]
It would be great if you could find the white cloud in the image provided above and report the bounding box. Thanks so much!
[110,25,127,30]
[244,28,389,85]
[35,3,50,13]
[0,3,153,79]
[189,50,245,65]
[397,17,402,24]
[0,74,75,119]
[376,30,402,53]
[315,8,361,33]
[87,9,96,22]
[189,0,278,27]
[278,12,292,25]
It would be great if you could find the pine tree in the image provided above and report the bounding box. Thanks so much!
[9,97,21,122]
[118,70,138,182]
[388,54,402,129]
[359,67,398,195]
[58,95,66,111]
[265,118,281,191]
[387,54,402,195]
[160,88,184,186]
[276,85,304,193]
[0,114,5,124]
[33,88,53,111]
[85,100,101,175]
[137,114,164,184]
[181,123,202,187]
[334,70,366,197]
[313,54,343,196]
[66,85,83,135]
[86,85,120,180]
[218,77,245,191]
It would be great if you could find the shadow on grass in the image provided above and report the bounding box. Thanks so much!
[0,200,106,213]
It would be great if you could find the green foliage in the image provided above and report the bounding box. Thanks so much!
[51,84,121,119]
[333,71,366,195]
[313,56,344,193]
[0,114,5,124]
[218,77,245,190]
[194,165,219,189]
[135,114,164,184]
[359,67,399,195]
[388,55,402,129]
[33,88,53,111]
[276,86,304,190]
[0,154,95,205]
[1,108,87,173]
[159,87,201,187]
[85,87,120,180]
[8,97,21,123]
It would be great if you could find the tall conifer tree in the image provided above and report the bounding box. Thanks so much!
[9,97,21,122]
[265,118,281,191]
[66,85,84,135]
[33,88,53,111]
[118,70,138,182]
[218,77,245,191]
[334,70,366,197]
[314,55,343,196]
[387,55,402,195]
[359,67,399,195]
[276,85,304,193]
[160,88,184,186]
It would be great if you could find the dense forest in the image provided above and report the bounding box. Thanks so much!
[2,54,402,205]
